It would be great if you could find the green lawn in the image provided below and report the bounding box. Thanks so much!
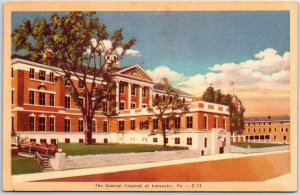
[58,143,188,156]
[11,156,43,175]
[232,142,287,148]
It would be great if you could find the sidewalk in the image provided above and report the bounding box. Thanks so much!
[12,150,289,183]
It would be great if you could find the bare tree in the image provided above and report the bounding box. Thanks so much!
[147,84,190,147]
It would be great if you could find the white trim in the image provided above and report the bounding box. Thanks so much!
[28,88,56,94]
[114,64,153,81]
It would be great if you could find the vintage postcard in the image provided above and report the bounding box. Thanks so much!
[2,1,298,192]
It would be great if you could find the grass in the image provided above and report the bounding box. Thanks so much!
[58,143,188,156]
[232,142,287,148]
[11,156,43,175]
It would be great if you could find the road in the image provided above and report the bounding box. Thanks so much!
[42,151,290,182]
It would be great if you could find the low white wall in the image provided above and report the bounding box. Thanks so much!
[230,145,290,154]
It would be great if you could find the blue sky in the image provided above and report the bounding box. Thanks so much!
[12,11,289,76]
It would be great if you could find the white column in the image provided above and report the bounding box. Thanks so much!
[139,86,143,108]
[149,87,153,107]
[115,81,119,112]
[128,83,131,109]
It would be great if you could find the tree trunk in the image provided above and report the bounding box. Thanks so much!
[84,119,93,145]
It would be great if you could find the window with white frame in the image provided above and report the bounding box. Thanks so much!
[29,68,35,79]
[92,120,96,132]
[49,117,55,132]
[78,80,84,88]
[222,118,226,130]
[78,97,84,107]
[11,90,14,104]
[119,101,125,110]
[39,117,46,131]
[78,120,83,132]
[65,96,71,109]
[39,92,45,105]
[175,137,180,144]
[153,119,158,130]
[163,118,169,129]
[103,121,108,132]
[29,116,35,131]
[142,87,147,98]
[119,85,125,94]
[39,70,46,80]
[130,120,135,130]
[175,117,181,129]
[49,72,54,82]
[204,137,207,147]
[131,85,136,96]
[29,91,34,104]
[187,137,192,145]
[118,121,124,131]
[49,94,55,106]
[214,117,218,128]
[130,102,136,109]
[64,118,71,132]
[187,116,193,129]
[103,101,108,112]
[204,115,208,129]
[65,79,71,87]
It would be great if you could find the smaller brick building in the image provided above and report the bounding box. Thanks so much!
[232,116,290,144]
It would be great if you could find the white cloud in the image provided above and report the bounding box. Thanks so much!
[89,39,141,57]
[146,48,290,108]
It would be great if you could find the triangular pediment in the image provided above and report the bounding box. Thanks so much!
[115,65,153,82]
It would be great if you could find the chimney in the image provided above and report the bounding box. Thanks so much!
[160,78,168,86]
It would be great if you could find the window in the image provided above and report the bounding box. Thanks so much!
[165,138,168,144]
[131,86,136,96]
[30,139,36,143]
[12,116,14,132]
[140,121,143,130]
[269,122,271,125]
[49,94,55,106]
[269,128,271,132]
[281,128,284,132]
[11,91,14,104]
[65,139,70,143]
[65,118,70,132]
[143,121,149,129]
[65,96,71,109]
[40,139,47,144]
[104,138,108,143]
[254,128,256,133]
[204,116,208,129]
[119,85,125,94]
[29,91,34,104]
[175,117,181,129]
[183,98,185,103]
[142,104,147,108]
[103,101,108,112]
[187,137,192,145]
[79,139,84,143]
[78,80,84,88]
[39,70,46,80]
[130,120,135,130]
[187,116,193,129]
[163,95,166,102]
[11,68,14,78]
[153,138,158,143]
[49,117,55,132]
[92,139,96,143]
[155,94,159,100]
[49,72,54,82]
[286,128,288,132]
[163,118,169,129]
[92,120,96,132]
[65,79,71,87]
[78,120,83,132]
[169,96,173,103]
[29,116,35,131]
[29,68,34,79]
[39,117,46,131]
[274,135,277,140]
[103,121,108,132]
[274,128,277,132]
[39,92,45,105]
[222,118,226,129]
[283,135,287,141]
[142,88,147,98]
[175,138,180,144]
[118,121,124,131]
[153,119,158,130]
[131,102,136,109]
[204,137,207,147]
[78,97,84,107]
[119,101,125,110]
[214,117,218,128]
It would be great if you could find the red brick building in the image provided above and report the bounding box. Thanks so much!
[11,58,231,155]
